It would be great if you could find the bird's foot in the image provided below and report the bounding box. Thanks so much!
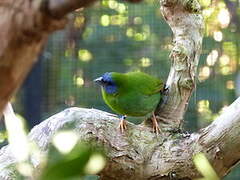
[152,112,161,135]
[118,115,127,133]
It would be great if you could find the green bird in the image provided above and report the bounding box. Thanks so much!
[94,71,164,134]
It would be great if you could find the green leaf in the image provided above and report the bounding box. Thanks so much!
[40,143,98,180]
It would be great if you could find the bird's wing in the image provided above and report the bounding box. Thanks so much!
[127,72,164,96]
[140,78,163,95]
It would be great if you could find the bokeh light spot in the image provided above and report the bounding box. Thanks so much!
[53,131,79,154]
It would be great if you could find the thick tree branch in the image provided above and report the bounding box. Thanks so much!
[152,0,204,130]
[198,97,240,177]
[0,97,240,179]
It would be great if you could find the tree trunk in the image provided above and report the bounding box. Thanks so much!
[151,0,203,131]
[0,0,239,179]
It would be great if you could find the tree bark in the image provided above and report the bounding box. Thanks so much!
[152,0,203,131]
[0,0,62,115]
[1,97,240,179]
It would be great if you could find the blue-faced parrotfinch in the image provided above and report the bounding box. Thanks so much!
[94,72,164,134]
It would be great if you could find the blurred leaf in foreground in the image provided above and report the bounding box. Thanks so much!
[40,130,106,180]
[193,152,220,180]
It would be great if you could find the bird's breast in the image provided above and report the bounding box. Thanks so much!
[102,90,161,117]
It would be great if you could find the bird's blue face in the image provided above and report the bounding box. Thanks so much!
[94,72,118,94]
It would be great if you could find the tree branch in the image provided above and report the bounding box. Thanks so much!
[0,97,240,179]
[152,0,204,130]
[198,97,240,177]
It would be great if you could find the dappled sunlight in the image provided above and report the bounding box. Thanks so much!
[197,100,220,127]
[219,54,230,66]
[197,100,209,113]
[226,80,235,90]
[140,57,151,67]
[217,8,230,28]
[199,66,211,81]
[206,50,218,66]
[74,16,85,28]
[74,76,85,87]
[53,131,79,154]
[101,15,110,26]
[84,153,106,174]
[16,163,34,177]
[4,106,30,162]
[213,31,223,42]
[78,49,93,62]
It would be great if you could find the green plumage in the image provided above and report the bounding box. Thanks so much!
[100,72,163,117]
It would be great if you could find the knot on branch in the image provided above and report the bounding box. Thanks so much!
[160,0,201,13]
[183,0,201,13]
[170,45,188,62]
[169,45,195,89]
[170,45,189,71]
[179,77,194,89]
[160,0,178,7]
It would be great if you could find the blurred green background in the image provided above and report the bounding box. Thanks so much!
[4,0,240,179]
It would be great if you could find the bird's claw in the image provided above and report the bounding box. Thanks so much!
[152,112,161,135]
[153,124,161,135]
[118,116,127,133]
[152,119,161,135]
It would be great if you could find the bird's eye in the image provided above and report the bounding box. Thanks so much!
[102,80,113,86]
[101,79,108,85]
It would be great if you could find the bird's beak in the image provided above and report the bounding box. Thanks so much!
[94,77,103,84]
